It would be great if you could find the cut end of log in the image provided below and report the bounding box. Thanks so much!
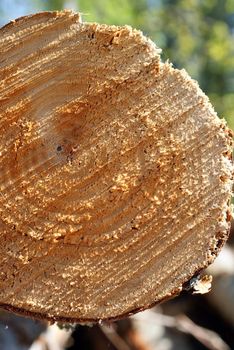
[0,10,233,324]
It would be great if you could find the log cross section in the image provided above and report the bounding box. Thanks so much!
[0,10,233,323]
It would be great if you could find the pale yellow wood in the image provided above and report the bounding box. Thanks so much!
[0,10,233,323]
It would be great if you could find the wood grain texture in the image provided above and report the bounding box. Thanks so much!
[0,10,233,323]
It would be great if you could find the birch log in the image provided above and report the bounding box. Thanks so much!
[0,10,233,323]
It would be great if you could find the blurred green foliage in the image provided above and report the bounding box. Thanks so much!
[0,0,233,130]
[42,0,64,10]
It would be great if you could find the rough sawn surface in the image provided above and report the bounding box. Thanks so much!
[0,10,233,323]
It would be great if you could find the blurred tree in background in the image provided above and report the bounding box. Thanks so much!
[0,0,233,130]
